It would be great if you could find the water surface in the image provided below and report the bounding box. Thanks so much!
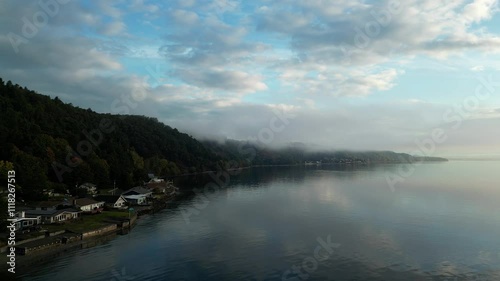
[20,161,500,280]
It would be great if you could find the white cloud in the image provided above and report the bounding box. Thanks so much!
[0,0,500,155]
[471,65,485,71]
[463,0,499,23]
[176,68,268,93]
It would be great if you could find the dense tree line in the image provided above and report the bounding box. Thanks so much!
[0,78,221,200]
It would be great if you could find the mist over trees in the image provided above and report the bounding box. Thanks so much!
[0,78,445,201]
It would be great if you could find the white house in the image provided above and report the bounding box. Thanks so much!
[94,195,128,209]
[25,209,81,224]
[74,198,105,213]
[13,211,41,231]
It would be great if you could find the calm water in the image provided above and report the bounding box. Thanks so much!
[19,161,500,281]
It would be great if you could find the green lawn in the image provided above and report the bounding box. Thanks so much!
[44,211,131,233]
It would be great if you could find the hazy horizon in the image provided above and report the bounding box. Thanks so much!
[1,0,500,157]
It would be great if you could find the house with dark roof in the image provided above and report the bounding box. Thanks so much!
[94,195,128,209]
[122,186,152,198]
[145,180,177,195]
[123,194,148,205]
[74,198,105,213]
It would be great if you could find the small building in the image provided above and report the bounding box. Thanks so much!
[145,180,177,195]
[94,195,128,209]
[13,211,41,231]
[148,177,164,183]
[74,198,105,213]
[122,186,153,198]
[78,183,98,195]
[25,209,81,224]
[123,194,148,205]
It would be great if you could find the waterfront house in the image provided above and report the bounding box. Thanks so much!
[94,195,128,209]
[145,180,176,195]
[24,208,81,224]
[13,211,41,231]
[148,177,163,183]
[74,198,105,213]
[78,183,98,195]
[123,194,148,205]
[122,186,153,198]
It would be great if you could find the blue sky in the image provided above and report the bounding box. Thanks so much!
[1,0,500,157]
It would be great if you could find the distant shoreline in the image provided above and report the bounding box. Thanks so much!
[168,159,449,178]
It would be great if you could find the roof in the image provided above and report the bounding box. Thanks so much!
[74,198,103,206]
[122,186,152,195]
[25,208,81,217]
[94,195,125,204]
[78,183,97,189]
[123,194,147,200]
[145,182,168,189]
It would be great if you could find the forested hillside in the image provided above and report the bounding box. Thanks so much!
[0,78,223,199]
[0,78,446,200]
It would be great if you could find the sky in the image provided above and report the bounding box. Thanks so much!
[1,0,500,158]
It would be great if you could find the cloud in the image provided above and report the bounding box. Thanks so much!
[256,0,500,63]
[463,0,499,23]
[176,68,267,93]
[471,65,485,72]
[0,0,499,156]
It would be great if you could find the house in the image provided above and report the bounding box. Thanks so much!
[78,183,98,195]
[24,209,81,224]
[122,186,153,198]
[13,211,41,231]
[94,195,128,209]
[74,198,105,213]
[123,194,148,205]
[145,180,177,195]
[148,177,164,183]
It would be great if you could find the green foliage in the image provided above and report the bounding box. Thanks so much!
[0,78,222,198]
[11,146,48,199]
[0,160,14,183]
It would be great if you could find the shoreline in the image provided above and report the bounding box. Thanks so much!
[1,227,130,274]
[1,212,140,274]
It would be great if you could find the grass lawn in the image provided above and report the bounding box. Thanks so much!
[44,210,131,233]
